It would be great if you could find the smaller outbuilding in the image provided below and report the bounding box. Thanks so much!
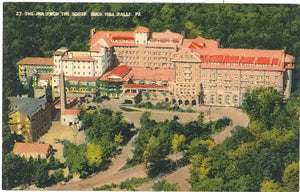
[13,142,54,159]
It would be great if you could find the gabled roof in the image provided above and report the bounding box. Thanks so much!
[13,142,52,155]
[52,47,69,56]
[134,26,150,33]
[9,97,48,118]
[188,42,205,49]
[39,73,54,80]
[17,57,54,66]
[112,36,134,40]
[89,27,183,49]
[62,109,80,116]
[285,54,294,63]
[89,43,103,52]
[172,49,202,62]
[107,65,131,79]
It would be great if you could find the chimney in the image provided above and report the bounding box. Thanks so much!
[68,53,73,59]
[60,72,67,116]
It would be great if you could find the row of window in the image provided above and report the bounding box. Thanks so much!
[139,80,168,86]
[201,73,279,80]
[74,71,92,75]
[205,94,240,105]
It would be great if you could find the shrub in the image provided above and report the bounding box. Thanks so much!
[93,184,117,191]
[120,177,151,190]
[152,180,179,191]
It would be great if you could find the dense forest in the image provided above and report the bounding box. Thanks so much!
[2,3,300,191]
[188,87,299,191]
[125,111,230,177]
[3,3,300,97]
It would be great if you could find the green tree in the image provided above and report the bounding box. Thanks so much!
[28,77,35,98]
[45,82,53,104]
[260,180,280,192]
[152,179,179,191]
[189,154,211,185]
[2,153,25,189]
[171,134,186,153]
[280,162,299,191]
[34,158,50,188]
[242,87,284,128]
[86,143,103,169]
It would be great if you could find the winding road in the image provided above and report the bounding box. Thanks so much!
[46,101,249,191]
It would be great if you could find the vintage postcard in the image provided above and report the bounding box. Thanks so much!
[2,2,299,191]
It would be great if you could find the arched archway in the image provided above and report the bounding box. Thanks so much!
[165,98,169,102]
[172,99,176,104]
[185,100,189,105]
[178,100,183,105]
[192,100,196,106]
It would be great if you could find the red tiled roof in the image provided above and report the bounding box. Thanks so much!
[39,73,54,80]
[52,47,69,55]
[134,26,150,33]
[285,54,294,63]
[17,57,54,66]
[240,57,256,64]
[209,55,224,63]
[224,56,239,63]
[182,37,218,49]
[62,109,80,116]
[123,84,168,89]
[108,65,131,78]
[66,76,99,81]
[52,50,65,55]
[188,42,204,49]
[89,31,133,47]
[272,58,279,65]
[199,55,209,62]
[112,36,134,40]
[100,66,175,82]
[89,43,103,52]
[129,67,175,81]
[62,55,95,62]
[13,142,51,155]
[257,57,271,64]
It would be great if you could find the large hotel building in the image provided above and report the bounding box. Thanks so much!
[17,26,294,107]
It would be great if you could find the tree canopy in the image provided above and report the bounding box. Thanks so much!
[188,87,299,191]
